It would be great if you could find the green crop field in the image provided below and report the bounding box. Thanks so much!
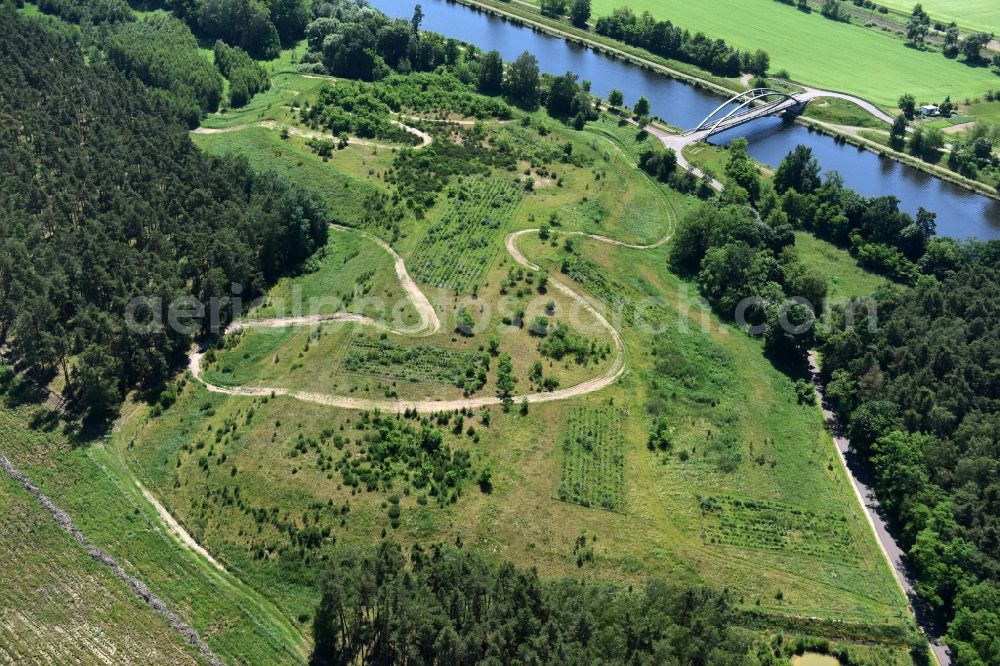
[873,0,1000,34]
[0,473,201,665]
[0,403,309,663]
[585,0,999,106]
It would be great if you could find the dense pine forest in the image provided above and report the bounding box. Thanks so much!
[312,541,753,665]
[0,8,328,419]
[820,251,1000,664]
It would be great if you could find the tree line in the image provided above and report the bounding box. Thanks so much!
[102,14,224,126]
[664,139,1000,663]
[29,0,276,123]
[311,540,756,665]
[594,6,770,78]
[213,40,271,108]
[301,0,600,119]
[905,4,999,75]
[35,0,132,24]
[666,140,946,362]
[668,140,827,366]
[0,8,329,419]
[166,0,308,59]
[819,245,1000,666]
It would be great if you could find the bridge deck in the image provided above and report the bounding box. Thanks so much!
[684,97,802,138]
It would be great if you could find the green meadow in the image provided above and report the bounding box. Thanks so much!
[873,0,1000,34]
[585,0,999,106]
[120,79,912,637]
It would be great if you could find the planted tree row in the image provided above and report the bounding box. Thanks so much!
[341,335,489,395]
[700,495,855,563]
[558,406,627,512]
[410,178,524,293]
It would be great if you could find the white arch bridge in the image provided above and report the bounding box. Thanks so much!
[641,85,894,193]
[683,87,808,138]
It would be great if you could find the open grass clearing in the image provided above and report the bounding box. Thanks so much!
[789,232,891,303]
[250,225,420,326]
[965,100,1000,123]
[803,97,891,129]
[192,127,401,234]
[683,142,736,180]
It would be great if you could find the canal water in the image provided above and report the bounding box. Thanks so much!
[371,0,1000,240]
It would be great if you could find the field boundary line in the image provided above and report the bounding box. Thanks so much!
[0,451,226,666]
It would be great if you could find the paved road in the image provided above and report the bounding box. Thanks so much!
[808,352,951,666]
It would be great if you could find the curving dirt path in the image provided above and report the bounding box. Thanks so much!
[190,220,675,413]
[192,119,431,149]
[138,482,227,574]
[228,225,440,337]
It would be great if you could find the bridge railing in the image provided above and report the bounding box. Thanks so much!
[687,88,801,136]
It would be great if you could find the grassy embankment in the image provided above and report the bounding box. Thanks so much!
[803,98,891,129]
